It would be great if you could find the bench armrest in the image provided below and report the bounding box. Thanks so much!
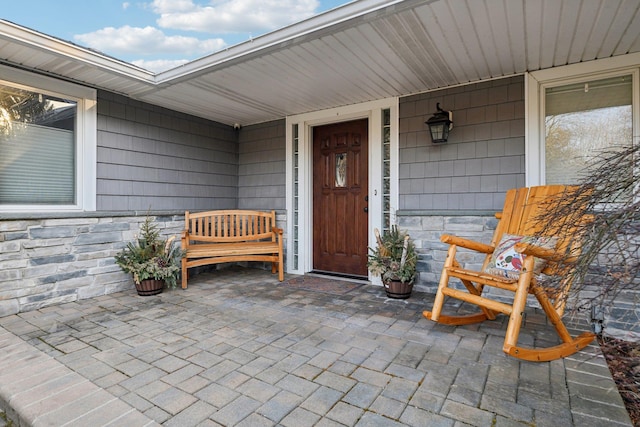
[272,227,283,235]
[181,230,189,249]
[441,234,494,254]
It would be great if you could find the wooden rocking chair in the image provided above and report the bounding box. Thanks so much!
[423,185,595,362]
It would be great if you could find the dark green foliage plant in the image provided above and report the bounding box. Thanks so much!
[367,226,417,283]
[115,216,185,289]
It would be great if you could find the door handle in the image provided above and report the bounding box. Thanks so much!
[364,207,368,213]
[364,195,369,202]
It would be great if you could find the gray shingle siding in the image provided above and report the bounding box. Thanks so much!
[399,76,525,212]
[96,91,239,212]
[237,120,286,211]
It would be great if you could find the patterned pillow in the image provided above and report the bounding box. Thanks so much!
[484,234,558,280]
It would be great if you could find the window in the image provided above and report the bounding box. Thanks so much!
[544,75,632,184]
[525,54,639,186]
[0,85,77,204]
[0,65,96,212]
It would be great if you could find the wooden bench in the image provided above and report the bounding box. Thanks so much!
[181,210,284,289]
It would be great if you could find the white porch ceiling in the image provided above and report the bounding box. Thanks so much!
[1,0,639,127]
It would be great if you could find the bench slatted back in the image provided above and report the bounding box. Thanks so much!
[185,210,277,243]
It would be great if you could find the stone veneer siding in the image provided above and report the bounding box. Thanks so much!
[0,211,288,317]
[0,213,184,317]
[397,213,497,293]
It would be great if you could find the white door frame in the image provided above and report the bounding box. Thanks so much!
[285,98,399,279]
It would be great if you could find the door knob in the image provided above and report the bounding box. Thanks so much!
[364,207,368,212]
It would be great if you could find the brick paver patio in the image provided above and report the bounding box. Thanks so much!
[0,267,632,426]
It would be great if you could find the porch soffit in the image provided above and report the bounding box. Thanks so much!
[0,0,639,127]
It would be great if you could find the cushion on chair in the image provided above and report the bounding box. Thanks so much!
[484,234,558,280]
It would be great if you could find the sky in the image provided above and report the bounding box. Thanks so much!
[3,0,351,73]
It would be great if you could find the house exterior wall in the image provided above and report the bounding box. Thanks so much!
[0,90,241,316]
[396,76,636,339]
[96,91,239,211]
[237,120,286,211]
[399,76,525,212]
[1,76,632,338]
[397,76,525,290]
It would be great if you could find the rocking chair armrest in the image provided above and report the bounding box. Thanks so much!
[441,234,494,254]
[513,242,564,262]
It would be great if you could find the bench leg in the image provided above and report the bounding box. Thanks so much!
[271,259,284,281]
[277,251,284,281]
[181,259,188,289]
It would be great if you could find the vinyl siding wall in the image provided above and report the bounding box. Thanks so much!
[96,91,239,212]
[237,120,286,211]
[399,76,525,212]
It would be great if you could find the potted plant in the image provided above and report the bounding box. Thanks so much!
[115,216,184,295]
[367,226,418,299]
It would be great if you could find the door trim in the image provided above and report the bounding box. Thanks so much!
[285,97,399,282]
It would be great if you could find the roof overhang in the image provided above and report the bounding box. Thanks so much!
[1,0,639,127]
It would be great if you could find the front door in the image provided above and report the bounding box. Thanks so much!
[313,119,369,277]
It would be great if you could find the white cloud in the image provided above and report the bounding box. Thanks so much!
[131,58,191,72]
[150,0,196,14]
[74,25,226,56]
[71,0,323,70]
[151,0,320,34]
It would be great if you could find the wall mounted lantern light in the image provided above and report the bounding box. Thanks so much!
[425,103,453,143]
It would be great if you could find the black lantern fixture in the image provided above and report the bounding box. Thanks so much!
[425,103,453,143]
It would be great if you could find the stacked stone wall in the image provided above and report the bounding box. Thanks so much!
[0,211,288,316]
[0,214,183,316]
[397,213,497,292]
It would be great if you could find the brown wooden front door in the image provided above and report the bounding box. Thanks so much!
[313,119,369,277]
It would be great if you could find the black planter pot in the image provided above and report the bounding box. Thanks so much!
[383,279,413,299]
[135,279,164,296]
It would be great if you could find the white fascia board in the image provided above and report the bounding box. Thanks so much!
[0,20,156,84]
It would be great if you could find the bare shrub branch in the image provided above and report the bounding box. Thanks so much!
[535,144,640,315]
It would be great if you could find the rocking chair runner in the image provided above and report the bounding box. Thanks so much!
[424,185,595,362]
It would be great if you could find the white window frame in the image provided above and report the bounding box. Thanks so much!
[285,98,399,278]
[0,64,97,212]
[525,53,640,186]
